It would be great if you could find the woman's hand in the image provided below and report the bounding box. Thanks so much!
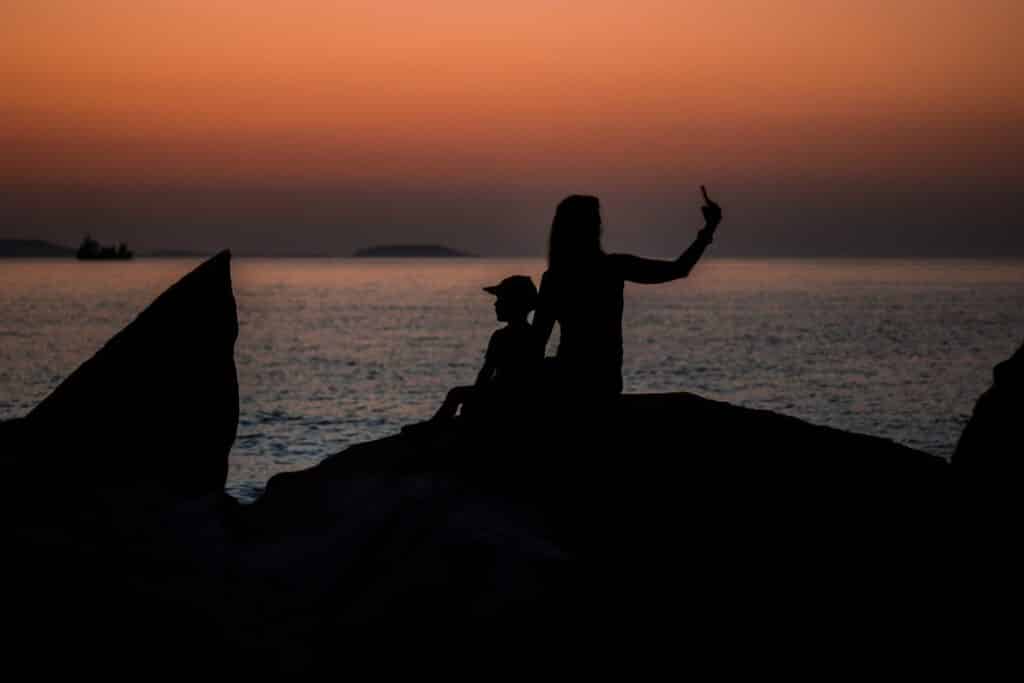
[700,185,722,230]
[615,188,721,282]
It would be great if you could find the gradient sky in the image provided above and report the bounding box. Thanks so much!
[2,1,1022,256]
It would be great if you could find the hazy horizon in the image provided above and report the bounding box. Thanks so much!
[3,2,1022,257]
[8,237,1024,260]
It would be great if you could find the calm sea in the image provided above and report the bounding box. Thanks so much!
[2,257,1022,501]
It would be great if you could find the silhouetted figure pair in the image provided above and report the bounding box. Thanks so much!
[428,187,721,425]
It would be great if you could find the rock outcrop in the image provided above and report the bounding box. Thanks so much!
[953,340,1023,475]
[1,252,1012,673]
[1,253,242,674]
[15,250,238,497]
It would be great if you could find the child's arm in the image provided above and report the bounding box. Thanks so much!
[433,385,474,421]
[431,334,498,421]
[475,332,499,386]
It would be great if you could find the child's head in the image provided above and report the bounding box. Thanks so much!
[483,275,537,323]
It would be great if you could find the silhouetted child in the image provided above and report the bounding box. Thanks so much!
[432,275,539,421]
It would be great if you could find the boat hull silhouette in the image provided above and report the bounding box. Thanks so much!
[76,235,133,260]
[76,249,133,260]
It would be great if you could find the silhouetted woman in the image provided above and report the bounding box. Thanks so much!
[533,188,722,397]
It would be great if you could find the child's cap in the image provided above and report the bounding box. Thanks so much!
[483,275,538,310]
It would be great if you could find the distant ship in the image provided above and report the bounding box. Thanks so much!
[77,235,133,260]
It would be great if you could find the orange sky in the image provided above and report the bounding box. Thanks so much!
[2,1,1022,254]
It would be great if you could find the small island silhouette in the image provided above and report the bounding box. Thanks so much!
[353,244,476,258]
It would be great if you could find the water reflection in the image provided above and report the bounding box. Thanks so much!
[2,257,1022,500]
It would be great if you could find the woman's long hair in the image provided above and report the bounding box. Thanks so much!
[548,195,603,271]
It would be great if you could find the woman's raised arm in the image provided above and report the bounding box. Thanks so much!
[609,230,713,284]
[611,187,721,285]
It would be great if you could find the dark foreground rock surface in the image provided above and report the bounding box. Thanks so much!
[21,250,238,496]
[954,340,1023,476]
[1,254,1018,673]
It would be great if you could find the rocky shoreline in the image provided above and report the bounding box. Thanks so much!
[1,252,1017,672]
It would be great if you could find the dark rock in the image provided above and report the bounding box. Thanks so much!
[19,251,238,498]
[2,253,243,673]
[1,250,985,672]
[953,340,1023,474]
[251,397,956,662]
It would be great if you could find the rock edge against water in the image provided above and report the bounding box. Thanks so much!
[1,252,1019,673]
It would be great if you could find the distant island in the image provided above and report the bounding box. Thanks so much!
[353,244,476,258]
[0,240,76,258]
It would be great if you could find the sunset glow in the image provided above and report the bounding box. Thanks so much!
[2,1,1022,255]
